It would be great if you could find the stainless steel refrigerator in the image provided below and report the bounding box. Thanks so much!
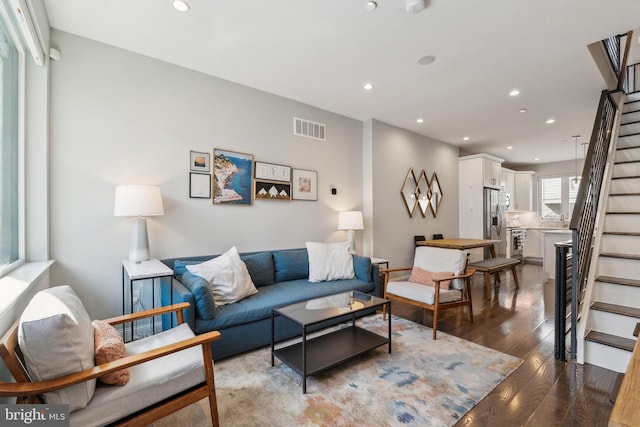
[484,187,506,258]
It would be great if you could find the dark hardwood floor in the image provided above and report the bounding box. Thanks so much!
[390,263,619,427]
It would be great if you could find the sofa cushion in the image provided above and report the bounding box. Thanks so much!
[180,271,217,320]
[272,249,309,282]
[306,242,355,282]
[18,285,96,412]
[240,252,275,287]
[187,246,258,306]
[193,277,374,333]
[352,255,372,283]
[173,259,204,279]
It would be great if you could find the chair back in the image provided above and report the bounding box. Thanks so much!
[413,246,468,290]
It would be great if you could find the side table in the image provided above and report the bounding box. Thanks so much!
[122,258,173,341]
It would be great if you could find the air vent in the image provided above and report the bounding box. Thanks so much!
[293,117,326,141]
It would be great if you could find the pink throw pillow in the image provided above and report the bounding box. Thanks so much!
[408,267,454,290]
[92,320,130,386]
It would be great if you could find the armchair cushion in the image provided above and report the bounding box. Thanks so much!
[69,323,206,427]
[386,281,462,304]
[17,285,96,412]
[413,246,467,290]
[92,320,130,386]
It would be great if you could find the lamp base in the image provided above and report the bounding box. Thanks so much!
[347,229,356,254]
[129,217,150,263]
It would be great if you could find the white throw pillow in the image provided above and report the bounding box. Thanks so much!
[306,241,355,283]
[18,285,96,412]
[186,246,258,306]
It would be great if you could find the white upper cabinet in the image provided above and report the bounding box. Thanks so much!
[483,157,502,188]
[501,168,515,211]
[514,171,535,211]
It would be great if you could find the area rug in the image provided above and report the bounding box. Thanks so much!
[153,315,522,427]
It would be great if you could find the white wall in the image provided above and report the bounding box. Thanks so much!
[48,31,364,319]
[369,120,459,269]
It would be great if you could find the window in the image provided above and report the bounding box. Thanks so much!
[0,10,22,276]
[539,175,580,221]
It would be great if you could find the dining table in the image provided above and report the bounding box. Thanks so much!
[417,238,500,258]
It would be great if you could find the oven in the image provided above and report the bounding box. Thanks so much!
[506,227,525,259]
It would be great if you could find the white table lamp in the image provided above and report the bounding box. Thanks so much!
[114,185,164,262]
[338,211,364,253]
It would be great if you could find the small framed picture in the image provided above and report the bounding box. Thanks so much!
[292,169,317,201]
[255,161,291,182]
[254,180,291,201]
[213,148,254,205]
[190,151,210,172]
[189,173,211,198]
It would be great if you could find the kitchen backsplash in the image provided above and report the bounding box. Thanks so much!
[506,211,567,229]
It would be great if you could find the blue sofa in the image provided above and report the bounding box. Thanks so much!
[160,248,380,360]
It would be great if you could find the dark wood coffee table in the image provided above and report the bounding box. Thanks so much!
[271,291,391,393]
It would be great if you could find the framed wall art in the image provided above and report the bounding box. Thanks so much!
[254,180,291,201]
[212,148,254,205]
[190,151,210,172]
[255,161,291,182]
[292,168,317,201]
[189,172,211,199]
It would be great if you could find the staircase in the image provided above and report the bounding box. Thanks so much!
[580,91,640,373]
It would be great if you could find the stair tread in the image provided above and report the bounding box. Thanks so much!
[585,330,636,352]
[603,231,640,237]
[611,176,640,180]
[600,252,640,260]
[614,159,640,164]
[605,211,640,214]
[621,120,640,126]
[596,275,640,287]
[609,192,640,196]
[591,301,640,318]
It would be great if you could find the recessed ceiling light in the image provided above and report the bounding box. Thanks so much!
[365,1,378,11]
[463,136,470,141]
[519,108,527,113]
[172,0,190,12]
[534,158,540,161]
[507,146,513,150]
[546,118,555,124]
[416,118,424,124]
[509,89,520,96]
[363,82,374,91]
[417,55,436,66]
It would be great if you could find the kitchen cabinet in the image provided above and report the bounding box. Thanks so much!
[523,229,540,258]
[514,171,535,211]
[501,168,515,211]
[483,158,502,188]
[458,154,505,248]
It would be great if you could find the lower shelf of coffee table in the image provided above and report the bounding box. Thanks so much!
[273,325,389,377]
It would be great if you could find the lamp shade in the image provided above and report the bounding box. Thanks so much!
[114,185,164,217]
[338,211,364,230]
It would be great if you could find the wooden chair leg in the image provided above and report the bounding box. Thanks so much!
[484,272,492,300]
[382,303,387,320]
[511,265,520,288]
[202,345,220,427]
[432,308,438,340]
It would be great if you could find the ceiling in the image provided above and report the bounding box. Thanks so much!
[41,0,640,166]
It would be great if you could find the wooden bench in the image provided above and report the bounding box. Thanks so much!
[470,257,520,299]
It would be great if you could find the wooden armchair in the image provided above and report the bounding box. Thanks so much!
[0,287,221,427]
[382,246,475,339]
